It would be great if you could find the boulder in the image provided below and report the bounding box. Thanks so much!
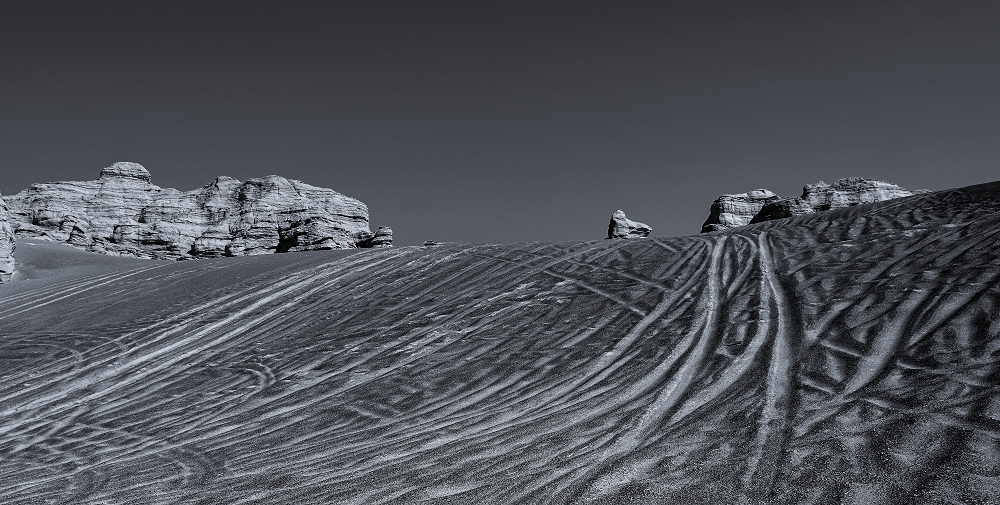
[99,161,152,182]
[701,189,779,232]
[608,210,652,239]
[7,162,392,260]
[0,191,14,283]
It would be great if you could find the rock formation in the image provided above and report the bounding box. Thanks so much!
[751,177,927,223]
[701,189,779,232]
[7,162,392,260]
[0,191,14,283]
[608,210,652,239]
[361,226,393,248]
[703,178,925,232]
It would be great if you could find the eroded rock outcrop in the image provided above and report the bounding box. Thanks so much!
[8,162,392,259]
[701,189,779,232]
[608,210,652,239]
[0,191,14,283]
[751,178,927,223]
[360,226,393,248]
[703,178,925,232]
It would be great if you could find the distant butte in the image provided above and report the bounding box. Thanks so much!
[702,177,926,232]
[6,162,392,260]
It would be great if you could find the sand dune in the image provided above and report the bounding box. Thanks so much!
[1,182,999,504]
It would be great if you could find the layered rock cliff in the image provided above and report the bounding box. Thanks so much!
[7,162,391,260]
[608,210,652,239]
[0,191,14,283]
[703,178,924,232]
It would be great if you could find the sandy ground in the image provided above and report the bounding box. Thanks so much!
[1,183,999,504]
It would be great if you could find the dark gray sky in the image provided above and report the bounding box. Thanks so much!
[2,1,998,245]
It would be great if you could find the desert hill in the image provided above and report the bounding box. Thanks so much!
[1,181,999,504]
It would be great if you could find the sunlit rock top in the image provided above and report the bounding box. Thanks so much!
[99,161,152,182]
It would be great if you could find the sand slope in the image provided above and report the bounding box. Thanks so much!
[1,183,999,504]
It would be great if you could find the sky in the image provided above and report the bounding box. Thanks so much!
[2,1,998,246]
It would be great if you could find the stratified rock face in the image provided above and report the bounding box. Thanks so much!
[360,226,393,248]
[701,189,779,232]
[608,209,652,239]
[7,163,391,259]
[0,191,14,283]
[751,177,925,223]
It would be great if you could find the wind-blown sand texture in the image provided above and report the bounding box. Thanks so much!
[1,182,999,504]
